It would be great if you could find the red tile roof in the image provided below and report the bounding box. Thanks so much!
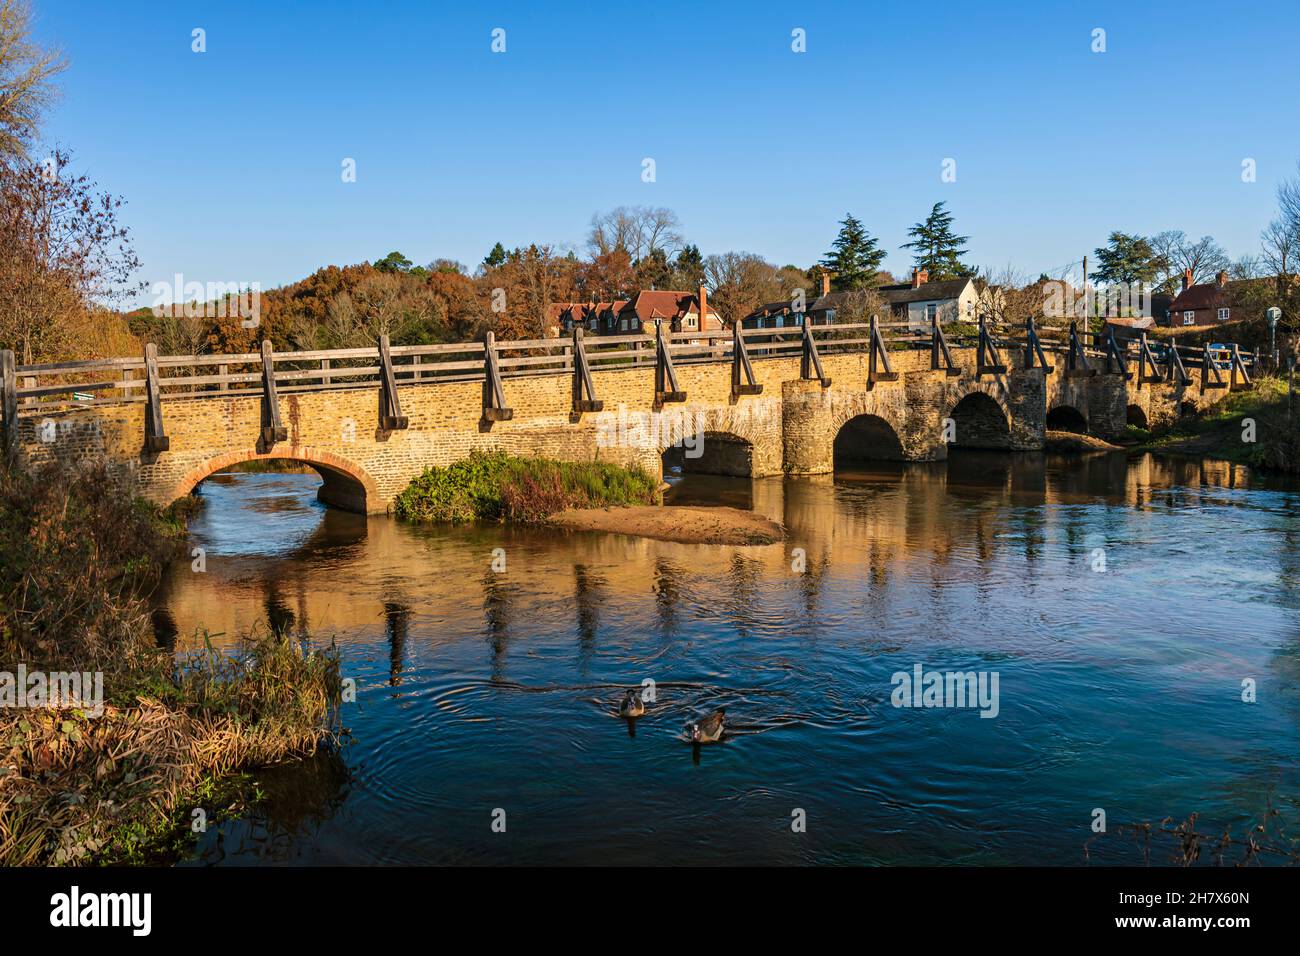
[618,290,700,323]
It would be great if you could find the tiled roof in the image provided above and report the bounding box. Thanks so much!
[618,290,700,322]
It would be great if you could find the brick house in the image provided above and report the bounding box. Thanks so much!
[555,287,719,338]
[1166,270,1239,327]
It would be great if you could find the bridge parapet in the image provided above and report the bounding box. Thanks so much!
[0,319,1253,513]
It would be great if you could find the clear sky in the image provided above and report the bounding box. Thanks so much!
[29,0,1300,304]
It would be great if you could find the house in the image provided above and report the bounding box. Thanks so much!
[555,287,720,338]
[876,270,979,330]
[1166,270,1240,327]
[798,269,979,329]
[618,288,721,336]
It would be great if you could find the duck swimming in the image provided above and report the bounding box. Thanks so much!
[619,689,646,718]
[687,708,725,743]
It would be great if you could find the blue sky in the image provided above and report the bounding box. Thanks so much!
[31,0,1300,304]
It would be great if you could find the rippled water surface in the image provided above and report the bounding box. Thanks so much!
[154,452,1300,865]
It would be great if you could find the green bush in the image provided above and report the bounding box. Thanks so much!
[394,449,658,523]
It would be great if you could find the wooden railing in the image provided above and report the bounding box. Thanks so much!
[0,317,1260,454]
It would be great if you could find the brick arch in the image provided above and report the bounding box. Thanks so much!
[168,446,381,514]
[941,382,1011,424]
[1047,403,1089,433]
[653,403,778,478]
[946,389,1013,450]
[826,393,908,443]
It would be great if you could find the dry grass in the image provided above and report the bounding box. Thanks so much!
[0,463,342,865]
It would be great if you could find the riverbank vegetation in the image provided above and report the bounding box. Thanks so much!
[394,450,659,523]
[0,464,343,865]
[1136,376,1300,471]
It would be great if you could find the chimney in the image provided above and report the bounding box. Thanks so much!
[912,268,929,289]
[697,284,708,329]
[1215,270,1228,288]
[821,271,831,297]
[1182,268,1192,292]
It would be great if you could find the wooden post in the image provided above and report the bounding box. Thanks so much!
[976,316,1007,377]
[1201,342,1226,391]
[1023,317,1053,372]
[1,349,17,466]
[377,334,409,431]
[653,318,686,408]
[1066,321,1094,377]
[800,313,831,387]
[730,323,762,398]
[218,363,229,392]
[143,342,170,453]
[929,311,960,377]
[320,357,331,387]
[481,330,513,422]
[866,314,898,388]
[571,326,603,416]
[1103,326,1131,379]
[1230,343,1252,390]
[1137,332,1163,386]
[22,376,34,406]
[260,339,288,445]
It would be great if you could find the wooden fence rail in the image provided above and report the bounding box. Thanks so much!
[1,318,1259,424]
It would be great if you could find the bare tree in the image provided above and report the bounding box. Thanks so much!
[0,0,65,162]
[0,151,140,363]
[1149,230,1230,292]
[587,206,683,262]
[703,252,785,327]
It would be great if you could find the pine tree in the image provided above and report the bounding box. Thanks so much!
[1092,232,1158,285]
[819,214,885,290]
[482,242,507,270]
[901,202,972,279]
[672,243,705,289]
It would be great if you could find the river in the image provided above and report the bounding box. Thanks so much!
[152,451,1300,865]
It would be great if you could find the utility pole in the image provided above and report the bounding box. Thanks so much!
[1081,255,1089,326]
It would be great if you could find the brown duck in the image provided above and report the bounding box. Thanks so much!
[687,708,725,743]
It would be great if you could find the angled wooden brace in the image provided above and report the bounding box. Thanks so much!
[930,312,960,376]
[1201,342,1227,391]
[800,314,831,387]
[1164,337,1191,386]
[1136,332,1165,386]
[378,334,409,431]
[571,326,603,416]
[2,349,19,465]
[1066,322,1095,377]
[1230,343,1252,390]
[481,330,514,422]
[976,316,1007,377]
[731,323,762,398]
[143,342,170,453]
[866,314,899,388]
[260,339,288,445]
[1023,317,1054,372]
[1103,326,1131,379]
[653,319,686,409]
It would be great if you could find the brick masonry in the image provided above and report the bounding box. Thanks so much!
[12,345,1237,514]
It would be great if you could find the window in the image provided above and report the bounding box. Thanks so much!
[685,316,698,330]
[1217,307,1230,321]
[925,303,938,323]
[620,318,629,331]
[589,316,598,331]
[1183,311,1195,326]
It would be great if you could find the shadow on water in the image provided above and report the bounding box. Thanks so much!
[156,451,1300,865]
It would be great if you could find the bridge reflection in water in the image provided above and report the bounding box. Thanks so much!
[157,453,1300,866]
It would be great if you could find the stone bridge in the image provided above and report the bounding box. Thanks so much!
[0,322,1251,514]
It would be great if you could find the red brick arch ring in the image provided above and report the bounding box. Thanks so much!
[169,448,382,514]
